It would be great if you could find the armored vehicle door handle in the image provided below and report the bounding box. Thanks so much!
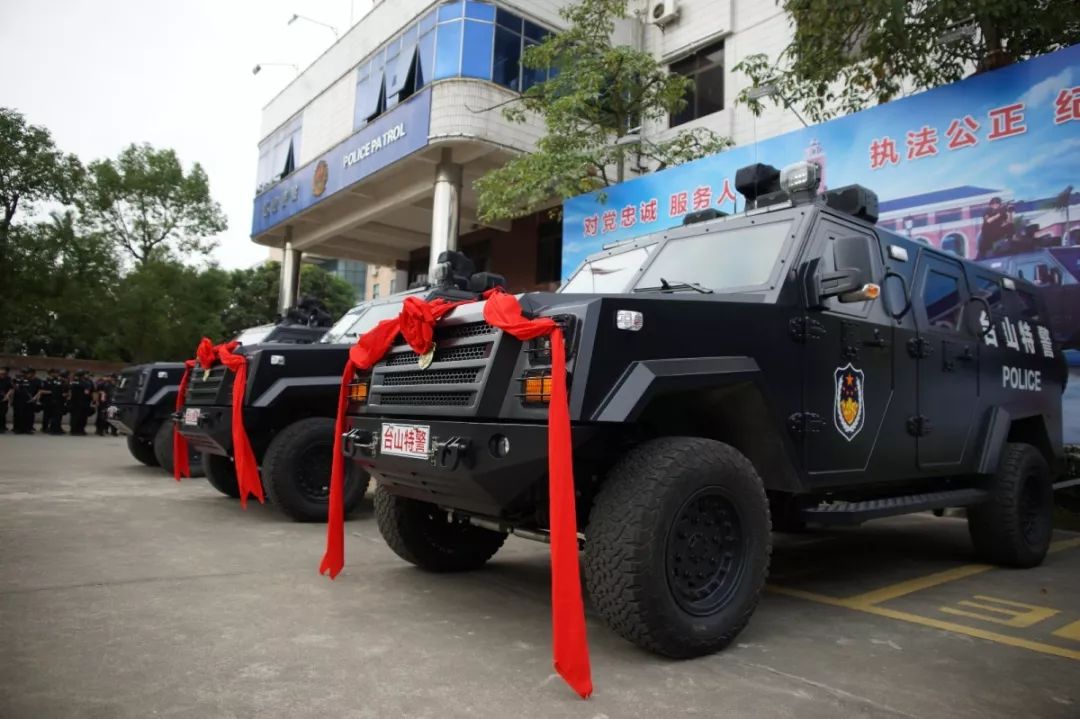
[862,329,887,349]
[956,347,975,362]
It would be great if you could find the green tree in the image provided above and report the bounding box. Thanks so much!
[736,0,1080,123]
[80,143,227,265]
[0,108,83,286]
[0,213,120,358]
[220,262,358,339]
[475,0,731,221]
[101,260,231,362]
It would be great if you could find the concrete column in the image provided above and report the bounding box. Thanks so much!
[427,147,463,282]
[278,227,302,316]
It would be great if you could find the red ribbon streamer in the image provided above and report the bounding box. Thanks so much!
[321,291,592,699]
[172,337,265,507]
[173,358,196,481]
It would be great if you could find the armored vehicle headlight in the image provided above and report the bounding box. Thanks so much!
[779,161,820,195]
[521,372,553,405]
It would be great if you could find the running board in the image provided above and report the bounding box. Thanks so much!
[802,488,990,526]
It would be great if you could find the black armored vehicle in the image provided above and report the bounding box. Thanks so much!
[112,315,332,475]
[176,291,418,520]
[340,161,1068,660]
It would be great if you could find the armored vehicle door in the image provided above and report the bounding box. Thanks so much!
[912,254,978,469]
[801,217,895,478]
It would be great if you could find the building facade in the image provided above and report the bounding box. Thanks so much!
[252,0,802,305]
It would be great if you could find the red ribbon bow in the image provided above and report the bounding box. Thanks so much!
[321,291,592,699]
[173,338,265,508]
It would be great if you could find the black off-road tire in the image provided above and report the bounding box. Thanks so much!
[374,484,506,571]
[585,437,771,658]
[127,434,160,467]
[968,442,1053,568]
[262,417,369,522]
[152,420,205,478]
[204,453,241,499]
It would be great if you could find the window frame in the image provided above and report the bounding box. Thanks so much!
[669,39,726,128]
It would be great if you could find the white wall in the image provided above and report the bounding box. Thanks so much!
[638,0,802,148]
[429,80,545,152]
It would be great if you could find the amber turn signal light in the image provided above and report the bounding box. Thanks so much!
[348,382,369,404]
[522,373,553,404]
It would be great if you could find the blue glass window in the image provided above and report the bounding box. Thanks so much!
[493,26,521,90]
[385,35,401,61]
[495,7,521,32]
[417,32,435,87]
[418,10,436,35]
[461,20,494,78]
[355,70,385,126]
[387,44,418,102]
[401,24,417,49]
[465,0,496,21]
[522,40,545,91]
[524,19,547,42]
[438,1,463,21]
[434,20,462,78]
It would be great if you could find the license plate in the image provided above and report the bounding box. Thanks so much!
[183,408,201,426]
[380,423,431,459]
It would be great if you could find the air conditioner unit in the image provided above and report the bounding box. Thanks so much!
[648,0,680,27]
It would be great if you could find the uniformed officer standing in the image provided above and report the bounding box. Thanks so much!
[69,370,95,436]
[39,368,56,433]
[0,367,12,433]
[55,369,72,435]
[13,368,40,434]
[95,374,116,436]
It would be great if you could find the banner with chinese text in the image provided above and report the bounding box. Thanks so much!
[562,44,1080,281]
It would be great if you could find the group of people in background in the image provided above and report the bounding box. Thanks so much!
[0,367,120,436]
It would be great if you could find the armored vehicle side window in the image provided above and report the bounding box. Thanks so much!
[923,270,963,331]
[1016,289,1042,321]
[974,275,1003,310]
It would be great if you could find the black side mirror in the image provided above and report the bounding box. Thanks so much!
[803,235,879,309]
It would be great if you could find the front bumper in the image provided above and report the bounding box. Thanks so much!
[343,415,613,518]
[176,405,235,457]
[109,404,155,438]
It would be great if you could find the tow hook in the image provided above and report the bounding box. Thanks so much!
[342,429,377,458]
[433,437,472,470]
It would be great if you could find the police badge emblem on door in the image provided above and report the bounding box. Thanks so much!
[834,363,865,441]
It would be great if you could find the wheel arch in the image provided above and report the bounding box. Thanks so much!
[590,357,805,492]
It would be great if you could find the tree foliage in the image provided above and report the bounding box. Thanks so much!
[0,213,118,358]
[475,0,732,221]
[99,261,232,363]
[81,143,227,265]
[736,0,1080,123]
[0,108,83,286]
[220,262,358,338]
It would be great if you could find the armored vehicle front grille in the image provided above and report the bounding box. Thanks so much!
[367,307,506,417]
[184,366,231,406]
[379,368,481,386]
[384,343,490,367]
[375,391,474,407]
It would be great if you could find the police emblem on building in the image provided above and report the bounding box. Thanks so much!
[312,160,329,197]
[833,363,865,441]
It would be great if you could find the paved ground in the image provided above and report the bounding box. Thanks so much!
[1,434,1078,719]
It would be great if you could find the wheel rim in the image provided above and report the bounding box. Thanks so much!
[1019,471,1047,544]
[295,442,333,502]
[665,487,747,616]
